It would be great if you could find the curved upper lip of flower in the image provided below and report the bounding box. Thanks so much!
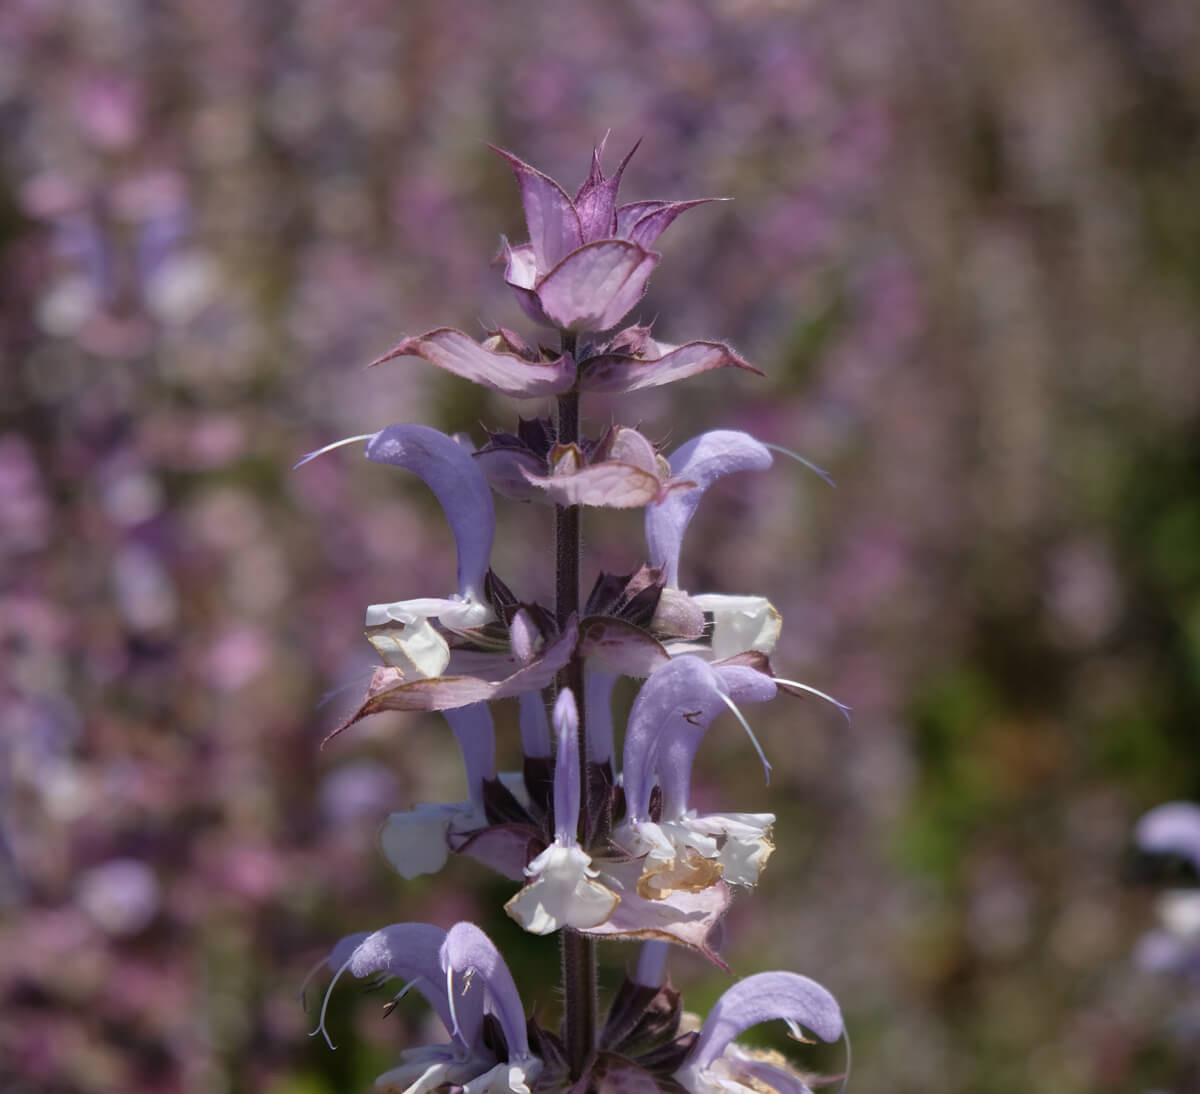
[314,921,539,1085]
[681,970,844,1083]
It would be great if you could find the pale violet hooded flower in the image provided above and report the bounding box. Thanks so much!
[298,423,495,679]
[379,703,496,880]
[645,430,783,660]
[674,971,844,1094]
[504,689,619,933]
[1134,801,1200,976]
[298,424,577,735]
[616,656,778,900]
[358,424,497,676]
[312,921,541,1094]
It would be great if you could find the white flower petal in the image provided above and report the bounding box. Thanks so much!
[619,819,724,899]
[461,1060,539,1094]
[690,594,782,659]
[1160,890,1200,939]
[504,843,619,934]
[684,812,776,887]
[365,596,494,678]
[380,803,475,879]
[374,1045,481,1094]
[367,615,452,678]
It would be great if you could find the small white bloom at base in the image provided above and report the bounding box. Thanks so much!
[676,1042,819,1094]
[620,820,724,899]
[365,595,495,678]
[374,1045,485,1094]
[461,1060,539,1093]
[374,1048,540,1094]
[618,813,774,898]
[504,842,619,934]
[1159,889,1200,939]
[684,812,775,888]
[690,594,782,659]
[380,802,477,879]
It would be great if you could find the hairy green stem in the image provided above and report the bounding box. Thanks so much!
[555,335,596,1079]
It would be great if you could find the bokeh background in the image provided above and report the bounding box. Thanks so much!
[3,0,1200,1091]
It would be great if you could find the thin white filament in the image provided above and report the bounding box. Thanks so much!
[838,1024,854,1094]
[445,964,460,1045]
[715,691,772,785]
[445,964,478,1048]
[761,442,835,487]
[311,953,356,1050]
[298,953,334,1010]
[293,433,375,469]
[772,678,852,723]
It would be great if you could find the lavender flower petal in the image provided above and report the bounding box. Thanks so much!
[688,971,844,1073]
[584,669,618,766]
[365,424,495,601]
[441,922,532,1062]
[343,923,454,1036]
[518,690,551,758]
[552,688,580,844]
[1136,801,1200,869]
[622,657,725,823]
[645,431,773,587]
[444,703,496,811]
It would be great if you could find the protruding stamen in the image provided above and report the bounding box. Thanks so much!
[761,442,835,487]
[293,434,375,469]
[772,678,852,722]
[715,691,771,785]
[311,954,356,1050]
[381,981,416,1018]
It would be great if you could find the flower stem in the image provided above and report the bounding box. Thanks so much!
[555,336,596,1079]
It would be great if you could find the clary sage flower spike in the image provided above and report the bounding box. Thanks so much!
[301,140,847,1092]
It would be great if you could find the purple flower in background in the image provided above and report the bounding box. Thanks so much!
[1134,803,1200,977]
[75,858,160,937]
